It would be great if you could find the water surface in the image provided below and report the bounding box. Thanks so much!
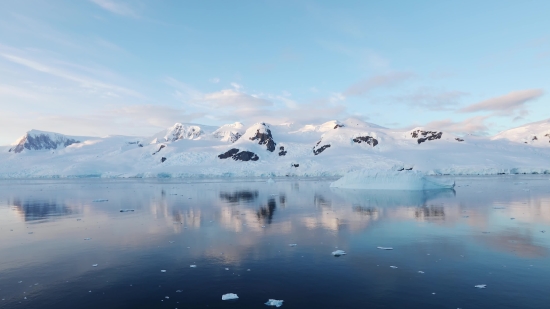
[0,176,549,308]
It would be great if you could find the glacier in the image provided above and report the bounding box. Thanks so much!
[0,118,549,179]
[330,169,456,190]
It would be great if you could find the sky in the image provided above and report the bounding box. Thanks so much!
[0,0,549,144]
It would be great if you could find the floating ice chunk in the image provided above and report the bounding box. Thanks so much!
[267,178,275,184]
[330,169,455,190]
[474,284,487,289]
[120,209,135,212]
[377,247,393,250]
[288,244,297,247]
[169,241,175,243]
[190,265,197,268]
[418,271,425,274]
[161,270,167,272]
[92,264,98,267]
[176,290,182,293]
[265,299,284,307]
[332,250,346,256]
[225,268,229,270]
[390,266,398,269]
[221,293,238,300]
[165,296,169,299]
[93,199,108,202]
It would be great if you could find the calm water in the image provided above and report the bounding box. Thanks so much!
[0,176,549,308]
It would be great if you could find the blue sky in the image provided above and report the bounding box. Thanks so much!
[0,0,549,144]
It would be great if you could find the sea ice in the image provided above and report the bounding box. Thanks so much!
[265,299,284,307]
[221,293,238,300]
[390,266,398,269]
[330,169,455,190]
[160,270,166,272]
[92,264,98,267]
[332,250,346,256]
[92,199,108,202]
[190,265,197,268]
[288,244,297,247]
[474,284,487,289]
[377,247,393,250]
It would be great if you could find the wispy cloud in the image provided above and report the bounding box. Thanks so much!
[90,0,139,17]
[344,72,415,96]
[0,53,144,98]
[392,89,469,111]
[423,116,490,136]
[459,89,544,114]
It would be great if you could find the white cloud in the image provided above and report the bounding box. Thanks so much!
[459,89,544,114]
[423,116,490,136]
[90,0,139,17]
[230,82,243,90]
[209,77,220,84]
[391,89,469,111]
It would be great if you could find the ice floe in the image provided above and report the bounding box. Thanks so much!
[265,299,284,307]
[377,247,393,250]
[330,169,455,190]
[92,199,108,202]
[475,284,487,289]
[332,250,346,256]
[222,293,238,300]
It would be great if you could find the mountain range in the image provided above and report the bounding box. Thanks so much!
[1,118,549,178]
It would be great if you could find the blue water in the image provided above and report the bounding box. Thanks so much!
[0,176,549,308]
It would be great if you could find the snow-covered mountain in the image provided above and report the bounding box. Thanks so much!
[492,119,550,147]
[1,118,549,178]
[8,130,89,153]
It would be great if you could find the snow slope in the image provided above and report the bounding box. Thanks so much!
[1,118,549,178]
[492,119,550,147]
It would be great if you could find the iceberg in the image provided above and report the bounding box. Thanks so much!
[265,299,284,307]
[330,169,455,190]
[222,293,238,300]
[332,250,346,256]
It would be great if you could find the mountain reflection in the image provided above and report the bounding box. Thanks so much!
[10,198,73,222]
[331,188,455,208]
[219,190,259,203]
[414,205,445,219]
[256,198,277,224]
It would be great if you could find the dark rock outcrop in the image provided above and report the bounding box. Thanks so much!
[291,163,299,168]
[455,138,464,142]
[249,125,276,152]
[9,133,80,153]
[411,130,443,144]
[313,141,331,155]
[352,136,378,147]
[161,157,167,163]
[545,134,550,143]
[218,148,259,161]
[152,144,166,155]
[218,148,240,159]
[278,146,287,156]
[334,124,344,129]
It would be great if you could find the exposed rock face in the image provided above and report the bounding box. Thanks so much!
[411,130,443,144]
[278,146,287,156]
[291,163,299,167]
[352,136,378,147]
[9,131,80,153]
[161,157,167,163]
[218,148,259,161]
[334,124,344,129]
[313,141,331,155]
[152,144,166,155]
[546,134,550,143]
[249,123,276,152]
[455,138,464,142]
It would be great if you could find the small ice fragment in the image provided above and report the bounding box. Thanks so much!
[225,268,229,270]
[161,270,167,272]
[92,264,98,267]
[265,299,284,307]
[93,199,108,202]
[288,244,297,247]
[190,265,197,268]
[18,281,23,283]
[120,209,135,212]
[165,296,169,299]
[176,290,182,293]
[377,247,393,250]
[332,250,346,256]
[169,241,175,243]
[474,284,487,289]
[267,178,275,184]
[262,225,266,228]
[390,266,398,269]
[247,269,251,271]
[84,238,91,240]
[418,271,424,274]
[221,293,238,300]
[432,293,436,295]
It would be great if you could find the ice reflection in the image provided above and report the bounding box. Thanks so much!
[9,198,74,222]
[219,190,259,203]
